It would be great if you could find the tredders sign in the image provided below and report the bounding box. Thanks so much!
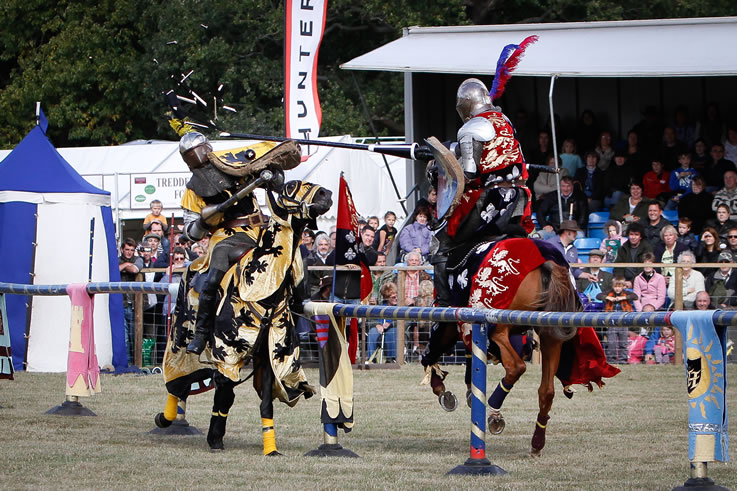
[130,173,189,209]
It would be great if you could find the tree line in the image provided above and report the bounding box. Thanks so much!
[0,0,733,148]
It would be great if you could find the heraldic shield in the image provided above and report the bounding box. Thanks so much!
[426,136,465,222]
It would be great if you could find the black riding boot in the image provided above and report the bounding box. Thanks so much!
[186,290,217,354]
[421,256,457,367]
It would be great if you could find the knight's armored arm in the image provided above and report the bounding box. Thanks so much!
[183,209,209,241]
[456,117,495,178]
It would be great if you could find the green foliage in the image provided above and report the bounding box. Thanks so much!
[0,0,734,148]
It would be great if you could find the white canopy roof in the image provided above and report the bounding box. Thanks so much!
[341,17,737,78]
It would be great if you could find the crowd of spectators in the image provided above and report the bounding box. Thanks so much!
[118,102,737,366]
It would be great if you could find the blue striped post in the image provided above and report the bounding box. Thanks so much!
[447,323,507,475]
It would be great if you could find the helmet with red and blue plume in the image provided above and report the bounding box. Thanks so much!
[489,35,539,103]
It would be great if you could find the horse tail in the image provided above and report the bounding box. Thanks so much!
[538,260,580,341]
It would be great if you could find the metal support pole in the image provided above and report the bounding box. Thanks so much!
[448,323,506,475]
[548,74,563,225]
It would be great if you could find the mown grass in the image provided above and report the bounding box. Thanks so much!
[0,363,735,490]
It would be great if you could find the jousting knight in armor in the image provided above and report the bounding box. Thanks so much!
[421,36,539,386]
[173,123,300,355]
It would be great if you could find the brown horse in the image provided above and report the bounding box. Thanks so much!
[422,238,617,456]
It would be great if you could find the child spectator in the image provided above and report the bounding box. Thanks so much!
[653,325,676,364]
[367,216,381,249]
[642,159,671,201]
[376,211,398,255]
[367,282,398,363]
[633,253,667,311]
[666,151,698,210]
[560,138,584,176]
[628,321,651,365]
[599,220,626,263]
[676,217,698,251]
[597,277,638,363]
[143,199,168,232]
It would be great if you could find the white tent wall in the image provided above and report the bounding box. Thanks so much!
[0,136,410,233]
[25,200,115,372]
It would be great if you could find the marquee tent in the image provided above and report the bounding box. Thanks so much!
[0,135,411,229]
[0,126,126,372]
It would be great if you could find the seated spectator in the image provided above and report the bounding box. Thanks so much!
[660,126,688,170]
[633,253,667,311]
[678,176,714,234]
[599,220,627,263]
[574,151,606,212]
[673,105,696,149]
[545,220,588,280]
[596,277,638,364]
[299,229,315,259]
[623,130,648,180]
[398,207,432,263]
[560,138,584,176]
[603,151,634,208]
[402,251,432,306]
[654,225,689,287]
[613,222,653,288]
[536,176,589,234]
[643,201,671,248]
[576,249,613,305]
[360,226,379,266]
[725,226,737,257]
[705,143,737,192]
[408,279,435,358]
[725,124,737,164]
[303,233,332,297]
[694,290,715,310]
[416,187,438,220]
[533,154,568,202]
[595,130,615,171]
[711,170,737,221]
[666,250,705,309]
[376,211,398,256]
[705,251,737,308]
[369,253,387,305]
[666,150,698,210]
[653,325,676,364]
[704,204,737,244]
[628,326,650,364]
[642,158,671,201]
[366,281,398,363]
[676,217,698,252]
[695,226,722,274]
[609,180,649,225]
[691,138,710,173]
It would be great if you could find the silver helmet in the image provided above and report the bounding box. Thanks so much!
[456,78,493,122]
[179,132,212,170]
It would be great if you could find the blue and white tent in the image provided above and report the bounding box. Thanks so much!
[0,126,126,372]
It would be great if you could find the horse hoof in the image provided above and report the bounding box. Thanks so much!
[438,391,458,412]
[466,389,472,408]
[209,446,224,453]
[154,412,172,428]
[487,410,505,435]
[265,450,283,456]
[530,447,543,457]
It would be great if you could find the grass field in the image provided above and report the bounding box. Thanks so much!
[1,363,734,490]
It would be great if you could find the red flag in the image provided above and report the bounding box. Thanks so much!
[335,175,373,303]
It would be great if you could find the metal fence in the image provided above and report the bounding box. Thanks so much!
[120,262,737,368]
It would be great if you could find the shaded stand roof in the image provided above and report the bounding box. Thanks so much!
[341,17,737,78]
